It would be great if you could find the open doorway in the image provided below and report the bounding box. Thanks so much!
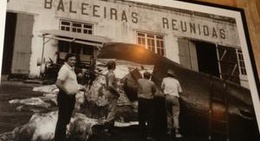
[195,41,240,85]
[2,12,17,75]
[178,39,242,85]
[2,12,33,80]
[195,41,219,78]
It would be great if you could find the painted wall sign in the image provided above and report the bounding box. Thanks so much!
[5,0,240,47]
[162,17,226,39]
[41,0,239,47]
[44,0,139,24]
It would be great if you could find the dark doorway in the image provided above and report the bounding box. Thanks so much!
[195,41,219,77]
[2,12,17,75]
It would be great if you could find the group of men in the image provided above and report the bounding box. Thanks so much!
[137,69,183,141]
[54,53,183,141]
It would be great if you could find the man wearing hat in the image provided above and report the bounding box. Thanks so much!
[161,69,183,138]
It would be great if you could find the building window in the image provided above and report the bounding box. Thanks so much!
[137,32,165,56]
[60,20,93,34]
[237,49,247,75]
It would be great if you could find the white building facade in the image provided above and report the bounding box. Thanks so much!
[3,0,248,88]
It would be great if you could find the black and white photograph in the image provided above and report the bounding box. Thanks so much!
[0,0,260,141]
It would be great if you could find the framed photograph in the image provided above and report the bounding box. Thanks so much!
[0,0,259,141]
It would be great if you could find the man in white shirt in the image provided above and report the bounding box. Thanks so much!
[161,69,183,138]
[54,53,84,141]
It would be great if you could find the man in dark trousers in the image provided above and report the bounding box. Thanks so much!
[54,53,85,141]
[137,71,157,141]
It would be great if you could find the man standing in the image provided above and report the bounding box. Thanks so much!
[54,53,84,141]
[161,69,183,138]
[137,71,157,141]
[104,60,120,135]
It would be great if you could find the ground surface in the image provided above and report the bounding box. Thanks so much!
[0,80,205,141]
[0,79,259,141]
[0,80,42,133]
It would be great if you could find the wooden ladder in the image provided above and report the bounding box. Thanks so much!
[208,81,229,141]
